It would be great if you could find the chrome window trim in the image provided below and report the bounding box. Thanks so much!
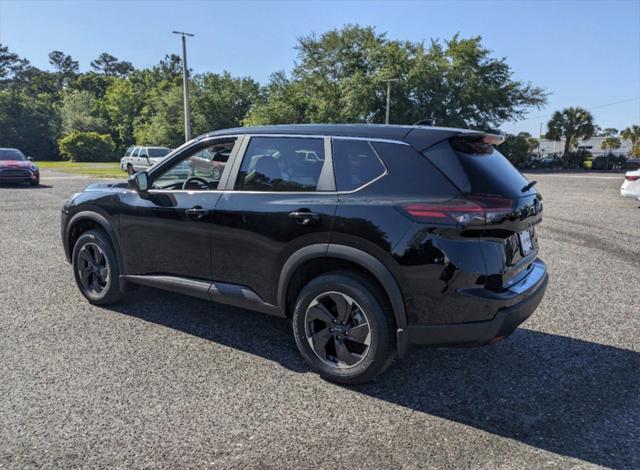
[331,138,389,194]
[143,133,405,195]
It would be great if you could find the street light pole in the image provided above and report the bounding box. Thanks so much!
[172,31,194,142]
[384,78,399,124]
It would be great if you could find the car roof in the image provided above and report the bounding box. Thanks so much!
[202,124,486,150]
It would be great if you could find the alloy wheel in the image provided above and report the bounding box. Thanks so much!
[77,242,110,297]
[304,291,371,369]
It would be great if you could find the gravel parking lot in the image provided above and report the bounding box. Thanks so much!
[1,170,639,469]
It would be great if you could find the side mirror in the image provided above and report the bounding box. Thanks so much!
[129,171,149,193]
[27,156,34,161]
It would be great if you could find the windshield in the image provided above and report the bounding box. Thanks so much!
[148,148,170,158]
[0,149,26,161]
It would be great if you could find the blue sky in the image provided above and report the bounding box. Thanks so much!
[1,0,639,135]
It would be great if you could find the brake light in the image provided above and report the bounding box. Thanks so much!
[625,175,639,181]
[399,195,514,225]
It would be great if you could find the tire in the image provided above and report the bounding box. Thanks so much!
[292,272,396,384]
[127,164,135,176]
[30,179,39,186]
[72,229,124,305]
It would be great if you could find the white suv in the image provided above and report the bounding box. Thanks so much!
[120,146,172,175]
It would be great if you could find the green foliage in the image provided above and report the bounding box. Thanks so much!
[60,90,108,134]
[498,134,531,168]
[58,131,115,162]
[90,52,134,77]
[546,107,595,157]
[600,136,621,153]
[192,72,260,133]
[621,125,640,157]
[245,25,548,129]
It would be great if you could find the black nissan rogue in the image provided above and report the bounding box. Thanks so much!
[61,124,548,384]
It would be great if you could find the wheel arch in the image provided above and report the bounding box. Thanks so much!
[277,244,408,330]
[65,211,122,271]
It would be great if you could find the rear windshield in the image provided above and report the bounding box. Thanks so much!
[454,148,533,197]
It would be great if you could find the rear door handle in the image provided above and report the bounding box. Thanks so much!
[186,206,207,220]
[289,210,320,225]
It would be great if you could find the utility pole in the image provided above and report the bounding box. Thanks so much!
[384,78,399,124]
[172,31,194,141]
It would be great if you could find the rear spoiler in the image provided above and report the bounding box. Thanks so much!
[404,127,504,152]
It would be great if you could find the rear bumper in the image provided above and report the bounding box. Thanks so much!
[397,259,548,357]
[620,188,640,200]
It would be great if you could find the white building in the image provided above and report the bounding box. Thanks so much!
[538,136,633,157]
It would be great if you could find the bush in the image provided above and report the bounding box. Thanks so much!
[562,150,592,169]
[58,131,116,162]
[592,154,628,170]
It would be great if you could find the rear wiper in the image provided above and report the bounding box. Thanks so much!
[521,180,537,192]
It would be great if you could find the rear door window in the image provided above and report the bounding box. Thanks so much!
[332,139,386,191]
[234,137,326,191]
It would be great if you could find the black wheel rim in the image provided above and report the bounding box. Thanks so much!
[304,292,371,369]
[77,242,110,297]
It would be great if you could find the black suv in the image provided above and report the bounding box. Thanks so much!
[61,125,548,384]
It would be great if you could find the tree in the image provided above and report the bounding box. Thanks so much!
[60,90,108,134]
[245,25,547,129]
[191,71,260,133]
[91,53,134,77]
[621,125,640,157]
[600,127,618,137]
[0,44,30,82]
[601,136,621,154]
[498,133,530,168]
[546,107,595,157]
[48,50,79,89]
[103,78,138,149]
[133,84,185,147]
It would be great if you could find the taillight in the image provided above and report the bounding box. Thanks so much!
[398,195,514,225]
[625,175,639,181]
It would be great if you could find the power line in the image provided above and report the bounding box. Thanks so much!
[519,96,640,122]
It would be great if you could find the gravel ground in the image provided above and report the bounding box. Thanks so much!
[1,170,638,469]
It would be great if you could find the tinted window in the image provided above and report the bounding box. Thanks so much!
[332,139,385,191]
[235,137,325,191]
[124,147,134,157]
[454,147,533,197]
[371,142,460,198]
[0,149,25,160]
[131,147,140,157]
[148,148,170,158]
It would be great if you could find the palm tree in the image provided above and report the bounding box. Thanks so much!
[546,107,595,157]
[621,125,640,157]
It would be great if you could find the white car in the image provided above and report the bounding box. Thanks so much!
[620,169,640,200]
[120,146,172,175]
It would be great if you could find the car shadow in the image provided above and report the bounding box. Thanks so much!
[107,287,639,468]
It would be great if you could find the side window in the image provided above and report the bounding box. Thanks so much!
[139,147,149,158]
[124,147,133,157]
[332,139,386,191]
[151,140,235,190]
[235,137,325,191]
[131,147,140,157]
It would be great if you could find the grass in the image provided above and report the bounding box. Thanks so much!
[36,161,125,178]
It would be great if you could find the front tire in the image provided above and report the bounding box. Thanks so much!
[72,229,123,305]
[292,272,396,384]
[127,164,135,176]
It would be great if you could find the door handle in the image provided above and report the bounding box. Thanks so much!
[186,206,206,220]
[289,210,320,225]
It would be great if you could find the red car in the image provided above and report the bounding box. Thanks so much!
[0,148,39,186]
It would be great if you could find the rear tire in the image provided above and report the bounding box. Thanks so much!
[72,229,123,305]
[292,272,396,384]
